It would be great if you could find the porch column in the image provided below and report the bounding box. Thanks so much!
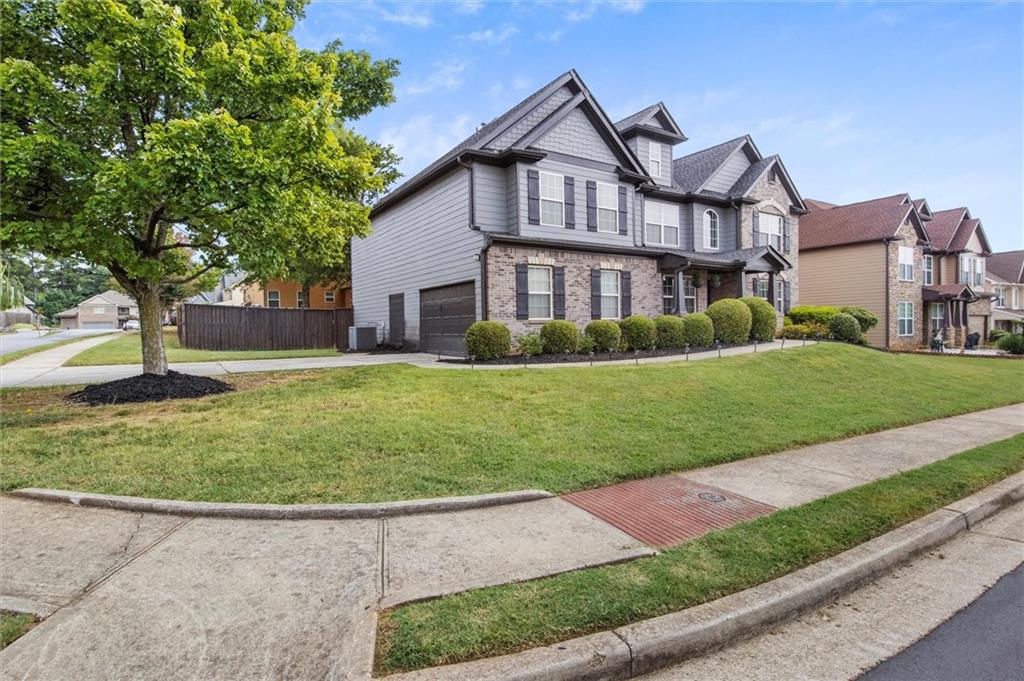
[767,272,776,305]
[736,270,745,297]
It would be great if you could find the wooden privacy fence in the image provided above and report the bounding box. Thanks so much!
[178,304,354,351]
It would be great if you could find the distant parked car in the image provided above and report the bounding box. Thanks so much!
[123,320,140,331]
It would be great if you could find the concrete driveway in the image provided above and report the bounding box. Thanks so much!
[0,329,116,357]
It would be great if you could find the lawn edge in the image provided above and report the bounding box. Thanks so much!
[378,470,1024,681]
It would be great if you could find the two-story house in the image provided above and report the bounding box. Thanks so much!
[800,194,993,349]
[352,70,806,354]
[987,250,1024,335]
[56,290,139,330]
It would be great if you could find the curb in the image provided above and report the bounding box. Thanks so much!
[8,487,554,520]
[382,470,1024,681]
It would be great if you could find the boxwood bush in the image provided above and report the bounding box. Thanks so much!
[739,296,777,342]
[996,333,1024,355]
[787,305,840,326]
[840,306,879,333]
[706,299,752,344]
[515,332,544,356]
[465,321,511,360]
[540,320,580,354]
[585,320,621,353]
[618,315,657,350]
[778,321,830,340]
[681,312,714,347]
[828,312,862,344]
[654,315,687,349]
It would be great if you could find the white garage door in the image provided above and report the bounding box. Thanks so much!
[82,321,114,330]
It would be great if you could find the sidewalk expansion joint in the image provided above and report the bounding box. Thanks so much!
[784,459,872,482]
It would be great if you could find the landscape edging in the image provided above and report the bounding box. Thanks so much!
[8,487,554,520]
[381,470,1024,681]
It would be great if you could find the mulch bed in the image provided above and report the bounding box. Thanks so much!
[442,342,758,365]
[67,370,234,406]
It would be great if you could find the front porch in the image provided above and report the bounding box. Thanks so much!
[923,284,980,349]
[659,247,793,318]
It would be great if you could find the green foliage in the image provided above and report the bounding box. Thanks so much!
[539,320,580,354]
[515,332,544,356]
[988,329,1008,342]
[654,314,687,349]
[840,306,880,333]
[618,315,657,350]
[706,299,753,344]
[787,305,840,326]
[465,321,511,360]
[829,312,862,343]
[577,334,595,354]
[681,312,714,347]
[779,321,830,340]
[996,334,1024,355]
[584,320,622,353]
[740,296,777,342]
[0,259,23,310]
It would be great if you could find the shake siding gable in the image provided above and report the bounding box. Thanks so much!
[487,86,574,150]
[533,108,620,166]
[352,168,483,346]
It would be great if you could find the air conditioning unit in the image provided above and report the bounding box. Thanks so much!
[348,325,378,351]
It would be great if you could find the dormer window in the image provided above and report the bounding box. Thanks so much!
[648,142,662,178]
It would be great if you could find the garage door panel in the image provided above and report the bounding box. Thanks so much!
[82,321,115,330]
[419,282,475,356]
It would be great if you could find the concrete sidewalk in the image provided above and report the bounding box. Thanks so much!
[0,339,810,389]
[1,403,1020,680]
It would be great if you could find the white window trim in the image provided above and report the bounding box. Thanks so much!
[539,171,564,228]
[681,275,697,314]
[296,291,306,309]
[644,200,679,246]
[324,290,335,304]
[898,246,915,282]
[527,265,553,321]
[662,275,675,314]
[703,209,720,250]
[897,301,914,337]
[923,254,933,286]
[930,302,944,332]
[995,287,1005,308]
[267,291,280,308]
[600,269,621,320]
[648,142,662,178]
[596,182,619,234]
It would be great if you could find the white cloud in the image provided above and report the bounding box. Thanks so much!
[564,0,647,22]
[535,29,564,42]
[401,60,469,96]
[608,0,647,13]
[380,8,433,28]
[380,114,476,175]
[465,26,519,44]
[454,0,484,14]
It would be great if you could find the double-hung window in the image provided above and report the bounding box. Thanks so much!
[755,277,769,300]
[897,301,914,336]
[267,291,280,308]
[324,290,335,304]
[527,265,553,320]
[995,287,1005,308]
[703,209,719,250]
[596,183,619,233]
[930,302,944,333]
[662,275,675,314]
[759,212,783,250]
[644,200,679,246]
[681,275,696,313]
[898,246,914,281]
[296,291,306,308]
[600,270,621,319]
[960,255,970,285]
[648,142,662,178]
[923,255,933,285]
[775,279,786,313]
[539,172,564,227]
[974,257,984,286]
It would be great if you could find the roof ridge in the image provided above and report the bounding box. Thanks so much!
[672,135,748,163]
[824,193,908,210]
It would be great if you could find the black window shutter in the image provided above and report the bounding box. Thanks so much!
[784,281,792,313]
[590,268,602,318]
[515,264,529,319]
[621,270,632,317]
[617,186,628,235]
[563,177,575,229]
[783,217,791,253]
[553,267,566,319]
[586,181,597,232]
[752,209,760,245]
[527,170,540,225]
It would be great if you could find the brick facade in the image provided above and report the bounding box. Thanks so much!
[739,170,800,317]
[486,244,662,339]
[886,221,925,350]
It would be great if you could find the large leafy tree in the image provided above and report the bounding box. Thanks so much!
[0,0,398,373]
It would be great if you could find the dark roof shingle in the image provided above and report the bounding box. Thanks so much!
[799,194,915,250]
[670,136,748,193]
[988,250,1024,283]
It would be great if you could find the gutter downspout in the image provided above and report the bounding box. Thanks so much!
[883,237,893,348]
[456,155,477,230]
[479,236,492,321]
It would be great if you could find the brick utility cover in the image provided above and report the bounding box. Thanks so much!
[562,476,776,548]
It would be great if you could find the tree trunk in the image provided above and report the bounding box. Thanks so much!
[137,282,168,375]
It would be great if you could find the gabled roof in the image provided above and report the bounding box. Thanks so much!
[800,193,928,250]
[671,136,748,194]
[80,290,136,307]
[924,208,991,254]
[988,250,1024,283]
[912,198,932,220]
[923,284,977,301]
[614,102,686,143]
[805,199,837,211]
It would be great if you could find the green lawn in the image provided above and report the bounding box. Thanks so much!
[376,434,1024,674]
[64,330,341,365]
[0,612,35,649]
[2,344,1021,503]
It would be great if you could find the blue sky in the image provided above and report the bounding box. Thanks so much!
[295,1,1023,251]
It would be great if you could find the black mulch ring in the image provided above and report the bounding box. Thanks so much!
[67,370,234,406]
[442,342,760,365]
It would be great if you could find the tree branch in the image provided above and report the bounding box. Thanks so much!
[163,263,219,285]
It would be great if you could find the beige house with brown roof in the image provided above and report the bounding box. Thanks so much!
[987,250,1024,334]
[57,290,138,330]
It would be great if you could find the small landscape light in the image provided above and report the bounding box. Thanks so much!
[684,343,690,360]
[589,350,595,367]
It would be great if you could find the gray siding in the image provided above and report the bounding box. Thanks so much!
[487,86,573,150]
[534,108,619,165]
[634,136,674,187]
[703,149,751,193]
[473,164,508,232]
[505,165,519,232]
[516,158,636,247]
[690,202,738,252]
[352,168,484,346]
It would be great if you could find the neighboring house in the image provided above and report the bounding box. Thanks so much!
[0,295,41,327]
[56,290,138,329]
[187,272,352,310]
[799,194,992,349]
[987,250,1024,334]
[352,70,805,354]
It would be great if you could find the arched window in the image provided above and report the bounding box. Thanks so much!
[703,209,719,249]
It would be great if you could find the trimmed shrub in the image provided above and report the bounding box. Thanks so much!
[988,328,1008,342]
[787,305,840,326]
[465,321,511,360]
[654,315,687,349]
[778,321,829,340]
[618,315,658,350]
[740,296,777,342]
[840,306,880,333]
[706,299,752,344]
[829,312,862,343]
[996,333,1024,355]
[540,320,580,354]
[681,312,714,347]
[585,320,621,353]
[577,334,596,354]
[515,332,544,356]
